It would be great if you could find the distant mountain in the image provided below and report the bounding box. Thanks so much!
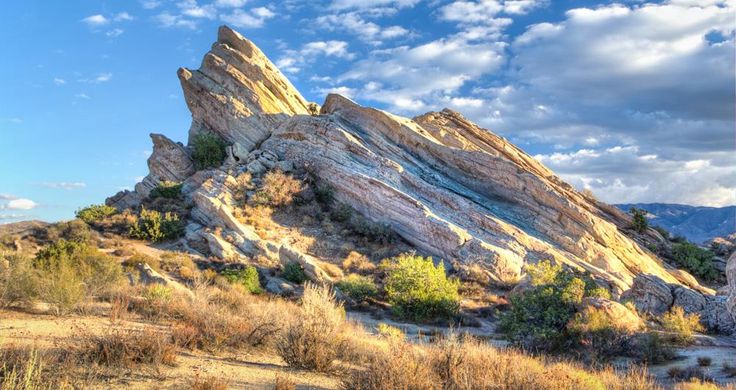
[616,203,736,244]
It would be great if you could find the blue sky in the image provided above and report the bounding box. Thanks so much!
[1,0,734,223]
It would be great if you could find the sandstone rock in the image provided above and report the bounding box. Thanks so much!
[106,189,142,211]
[178,25,310,152]
[579,297,642,332]
[622,274,674,315]
[279,245,333,284]
[672,285,707,314]
[135,133,196,197]
[133,263,193,298]
[701,295,735,334]
[265,276,296,296]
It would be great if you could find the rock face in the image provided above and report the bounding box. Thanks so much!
[113,26,724,314]
[178,25,311,151]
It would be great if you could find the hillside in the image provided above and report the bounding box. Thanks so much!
[617,203,736,244]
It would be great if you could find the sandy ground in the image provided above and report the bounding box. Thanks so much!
[0,310,340,389]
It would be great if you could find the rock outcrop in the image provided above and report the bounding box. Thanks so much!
[111,26,729,323]
[178,25,311,151]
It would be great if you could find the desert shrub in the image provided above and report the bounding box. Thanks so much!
[30,240,122,314]
[277,284,346,372]
[0,347,77,390]
[150,181,183,199]
[0,254,38,308]
[274,374,296,390]
[76,204,118,224]
[673,380,721,390]
[188,374,229,390]
[630,207,648,233]
[282,261,307,284]
[43,219,95,244]
[191,132,227,170]
[697,356,712,367]
[220,266,262,294]
[336,274,377,302]
[81,328,177,367]
[661,306,704,344]
[632,332,676,364]
[567,306,632,362]
[376,323,404,340]
[314,184,335,205]
[128,207,184,242]
[342,341,435,390]
[330,203,353,222]
[499,261,611,353]
[381,253,460,322]
[671,242,718,281]
[252,170,303,207]
[125,252,161,271]
[667,366,712,382]
[350,217,396,244]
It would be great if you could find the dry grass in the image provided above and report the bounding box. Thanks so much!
[341,334,664,390]
[187,373,229,390]
[277,284,347,372]
[274,374,297,390]
[80,327,177,368]
[0,346,76,390]
[252,170,303,207]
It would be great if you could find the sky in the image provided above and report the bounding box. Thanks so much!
[0,0,734,223]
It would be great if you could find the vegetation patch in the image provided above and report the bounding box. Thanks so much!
[220,266,262,294]
[381,253,459,322]
[191,132,227,170]
[661,306,704,345]
[670,242,718,281]
[336,274,377,302]
[150,181,183,199]
[128,207,184,242]
[76,204,118,225]
[282,261,307,285]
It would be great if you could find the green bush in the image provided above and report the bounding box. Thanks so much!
[661,306,704,345]
[282,261,307,284]
[671,242,718,281]
[76,204,118,224]
[381,253,459,322]
[629,207,648,233]
[336,274,377,302]
[499,261,610,353]
[149,181,183,199]
[128,208,184,242]
[221,266,262,294]
[191,132,227,170]
[1,240,123,314]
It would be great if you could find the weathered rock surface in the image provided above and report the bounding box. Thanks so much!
[622,274,674,315]
[178,25,311,151]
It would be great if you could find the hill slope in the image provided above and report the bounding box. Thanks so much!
[617,203,736,244]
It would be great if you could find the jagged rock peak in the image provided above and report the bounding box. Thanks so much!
[177,25,312,151]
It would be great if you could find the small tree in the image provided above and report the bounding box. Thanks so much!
[630,207,648,233]
[190,132,227,170]
[381,253,459,322]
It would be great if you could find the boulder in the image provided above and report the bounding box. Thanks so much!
[132,263,193,298]
[279,245,333,284]
[672,285,707,314]
[621,274,673,315]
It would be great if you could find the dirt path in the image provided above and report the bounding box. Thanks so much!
[0,310,340,389]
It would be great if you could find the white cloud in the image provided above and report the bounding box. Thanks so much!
[82,14,110,26]
[106,28,125,37]
[315,12,409,44]
[0,214,28,221]
[75,93,91,99]
[301,41,353,59]
[220,7,275,28]
[214,0,249,7]
[439,0,503,23]
[0,198,39,210]
[40,182,87,190]
[114,12,134,21]
[178,0,217,19]
[156,12,199,29]
[329,0,420,11]
[141,0,162,9]
[53,78,66,85]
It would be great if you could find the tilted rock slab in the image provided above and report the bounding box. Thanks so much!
[262,94,688,291]
[114,26,710,300]
[727,251,736,322]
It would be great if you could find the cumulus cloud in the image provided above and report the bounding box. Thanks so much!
[214,0,248,7]
[277,40,354,73]
[106,28,125,37]
[53,78,66,85]
[220,7,275,28]
[315,12,410,45]
[0,198,39,210]
[329,0,419,11]
[82,14,110,26]
[141,0,162,9]
[156,12,199,29]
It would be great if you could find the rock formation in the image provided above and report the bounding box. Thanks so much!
[108,25,732,332]
[728,252,736,322]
